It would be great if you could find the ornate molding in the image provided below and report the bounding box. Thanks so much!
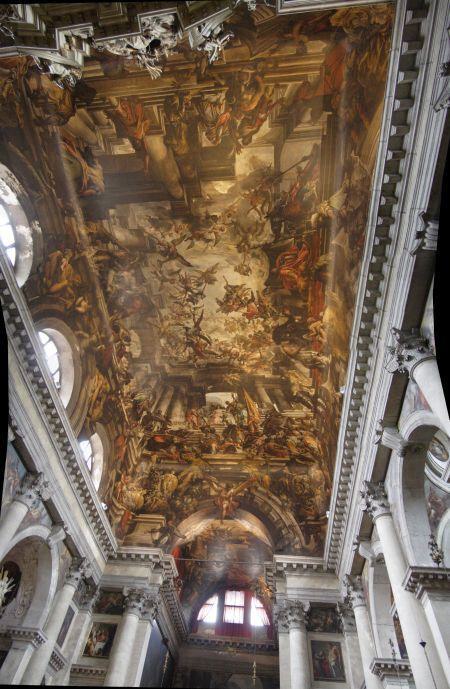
[49,647,67,672]
[403,566,450,598]
[0,253,116,561]
[0,626,47,647]
[360,481,391,522]
[70,664,107,679]
[325,0,432,570]
[188,634,277,653]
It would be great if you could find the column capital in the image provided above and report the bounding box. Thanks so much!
[65,558,92,589]
[14,472,53,510]
[77,582,100,612]
[283,600,310,630]
[344,575,367,609]
[274,605,290,634]
[123,588,159,619]
[360,481,391,521]
[387,327,434,380]
[336,601,356,633]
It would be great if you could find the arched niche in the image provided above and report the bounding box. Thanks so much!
[395,409,443,565]
[0,525,59,630]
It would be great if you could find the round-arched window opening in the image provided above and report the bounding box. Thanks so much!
[0,170,35,286]
[426,430,450,482]
[79,433,104,491]
[37,327,75,407]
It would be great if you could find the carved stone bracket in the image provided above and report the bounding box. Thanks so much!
[360,481,391,522]
[410,213,439,254]
[434,61,450,111]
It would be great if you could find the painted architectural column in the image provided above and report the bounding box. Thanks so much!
[21,559,91,686]
[361,482,448,689]
[388,328,450,436]
[103,589,155,687]
[156,385,175,417]
[344,576,383,689]
[0,473,52,562]
[254,382,273,409]
[284,600,311,689]
[57,584,100,685]
[275,607,291,689]
[336,601,365,689]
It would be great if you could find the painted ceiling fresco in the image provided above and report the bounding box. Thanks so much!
[0,1,394,609]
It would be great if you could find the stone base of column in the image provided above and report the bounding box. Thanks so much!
[0,628,48,685]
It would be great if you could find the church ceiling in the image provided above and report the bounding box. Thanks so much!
[0,1,394,595]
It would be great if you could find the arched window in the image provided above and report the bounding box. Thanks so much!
[79,434,104,491]
[37,326,75,408]
[195,590,271,638]
[38,331,61,389]
[0,168,36,286]
[0,204,17,265]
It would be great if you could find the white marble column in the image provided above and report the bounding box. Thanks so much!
[0,628,47,685]
[0,473,52,562]
[361,482,448,689]
[389,328,450,436]
[104,589,157,687]
[284,600,311,689]
[337,601,365,689]
[344,577,383,689]
[129,597,159,687]
[20,559,91,686]
[56,584,100,685]
[275,607,291,689]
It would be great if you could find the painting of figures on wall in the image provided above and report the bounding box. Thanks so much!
[83,622,117,658]
[311,640,346,682]
[307,605,342,633]
[94,591,125,615]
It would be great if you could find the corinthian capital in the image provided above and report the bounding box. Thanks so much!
[360,481,391,521]
[283,600,310,630]
[123,588,159,618]
[15,473,53,509]
[274,606,290,634]
[387,328,434,378]
[65,558,92,588]
[343,575,367,609]
[77,583,100,612]
[336,601,356,632]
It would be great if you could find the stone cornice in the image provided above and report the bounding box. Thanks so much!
[0,251,116,563]
[49,647,67,673]
[70,664,107,679]
[160,577,188,643]
[0,626,47,648]
[370,657,413,680]
[326,0,448,573]
[187,634,277,653]
[402,566,450,597]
